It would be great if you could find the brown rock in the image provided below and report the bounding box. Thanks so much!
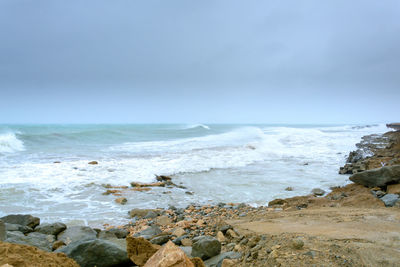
[181,238,192,246]
[0,241,79,267]
[226,229,238,239]
[88,161,98,165]
[221,259,238,267]
[172,227,186,237]
[216,231,226,242]
[115,197,127,205]
[190,257,206,267]
[387,184,400,194]
[127,236,160,266]
[156,216,172,226]
[52,240,66,251]
[176,220,191,229]
[143,241,194,267]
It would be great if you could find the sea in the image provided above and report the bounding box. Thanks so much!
[0,123,388,226]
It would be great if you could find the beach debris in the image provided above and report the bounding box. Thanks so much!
[88,161,98,165]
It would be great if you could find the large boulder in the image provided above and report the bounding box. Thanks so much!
[0,241,79,267]
[127,236,160,266]
[35,222,67,236]
[144,240,195,267]
[58,239,131,267]
[191,236,221,260]
[0,214,40,229]
[5,231,55,251]
[349,165,400,187]
[5,223,33,234]
[57,226,97,245]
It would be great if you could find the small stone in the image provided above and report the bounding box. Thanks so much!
[311,188,325,196]
[216,231,226,242]
[226,229,238,239]
[144,241,194,267]
[380,194,399,207]
[181,238,193,246]
[52,240,66,250]
[221,259,238,267]
[285,187,293,191]
[173,227,186,237]
[115,197,127,205]
[156,215,172,226]
[88,161,98,165]
[291,238,304,249]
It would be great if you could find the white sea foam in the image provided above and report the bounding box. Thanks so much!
[0,132,25,153]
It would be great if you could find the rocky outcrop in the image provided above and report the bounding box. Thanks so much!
[57,239,131,267]
[143,241,194,267]
[349,165,400,187]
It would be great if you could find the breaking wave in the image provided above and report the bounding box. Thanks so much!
[0,132,25,153]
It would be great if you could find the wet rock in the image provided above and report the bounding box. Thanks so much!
[285,187,293,191]
[0,214,40,229]
[88,161,98,165]
[144,240,195,267]
[349,165,400,187]
[35,222,67,236]
[127,236,159,266]
[115,197,128,205]
[291,238,304,249]
[150,235,171,245]
[380,194,399,207]
[5,231,55,251]
[0,220,5,241]
[129,208,159,218]
[57,226,97,245]
[191,236,221,260]
[204,251,241,267]
[5,223,33,234]
[387,184,400,194]
[58,239,130,267]
[268,199,287,206]
[156,175,172,182]
[311,188,325,196]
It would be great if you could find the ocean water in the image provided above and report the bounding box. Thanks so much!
[0,123,388,226]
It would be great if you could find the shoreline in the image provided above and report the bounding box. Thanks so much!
[1,128,400,266]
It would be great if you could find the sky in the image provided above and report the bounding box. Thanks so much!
[0,0,399,124]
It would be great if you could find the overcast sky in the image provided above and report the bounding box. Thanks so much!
[0,0,399,124]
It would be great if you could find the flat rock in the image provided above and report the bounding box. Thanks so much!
[0,214,40,229]
[127,236,160,266]
[144,240,195,267]
[57,226,97,245]
[4,223,33,234]
[204,251,241,267]
[349,165,400,187]
[35,222,67,236]
[58,239,131,267]
[191,236,221,260]
[380,194,399,207]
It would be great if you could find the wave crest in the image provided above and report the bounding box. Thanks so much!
[0,132,25,153]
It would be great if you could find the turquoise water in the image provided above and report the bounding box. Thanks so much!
[0,123,387,226]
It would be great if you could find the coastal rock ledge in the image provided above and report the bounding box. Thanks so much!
[349,165,400,187]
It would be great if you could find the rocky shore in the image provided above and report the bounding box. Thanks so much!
[1,127,400,266]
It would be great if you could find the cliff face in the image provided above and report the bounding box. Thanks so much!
[339,130,400,174]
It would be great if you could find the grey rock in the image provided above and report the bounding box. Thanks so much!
[58,239,131,267]
[133,225,162,239]
[107,228,129,239]
[0,220,5,241]
[219,224,232,234]
[0,214,40,228]
[5,223,33,234]
[180,246,192,257]
[304,250,317,258]
[172,234,188,245]
[57,225,97,245]
[204,251,242,267]
[35,222,66,236]
[5,231,55,251]
[311,188,325,196]
[143,211,158,219]
[191,236,221,260]
[150,235,171,245]
[129,208,158,218]
[380,194,399,207]
[349,165,400,187]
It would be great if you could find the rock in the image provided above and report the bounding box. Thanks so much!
[52,240,66,250]
[144,241,195,267]
[156,216,172,226]
[191,257,206,267]
[35,222,67,235]
[221,259,238,267]
[150,235,172,245]
[285,187,293,191]
[173,227,186,237]
[291,238,304,249]
[204,251,242,267]
[0,241,80,267]
[129,209,159,218]
[57,226,97,245]
[216,231,226,243]
[156,175,172,182]
[134,225,162,239]
[127,236,159,266]
[58,239,131,267]
[219,225,232,234]
[5,231,55,251]
[99,228,128,239]
[115,197,128,205]
[4,223,33,234]
[0,214,40,229]
[349,165,400,187]
[268,199,287,206]
[191,236,221,260]
[88,161,98,165]
[0,220,5,241]
[226,229,238,239]
[380,194,399,207]
[181,238,192,246]
[387,184,400,194]
[144,211,159,219]
[311,188,325,196]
